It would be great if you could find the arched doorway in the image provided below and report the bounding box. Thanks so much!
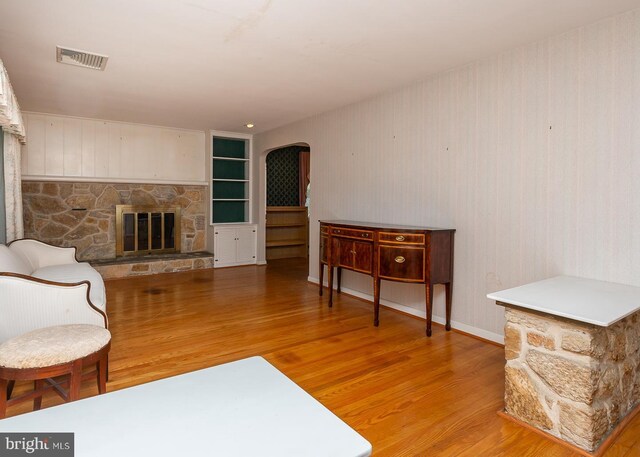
[264,144,310,271]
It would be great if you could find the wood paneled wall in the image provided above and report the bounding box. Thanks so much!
[254,9,640,342]
[21,113,206,185]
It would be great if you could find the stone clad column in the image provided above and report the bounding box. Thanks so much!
[503,307,640,452]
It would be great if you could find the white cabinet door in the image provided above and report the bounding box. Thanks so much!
[236,226,257,264]
[213,225,257,268]
[214,228,238,266]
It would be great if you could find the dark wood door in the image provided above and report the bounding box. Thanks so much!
[333,238,354,268]
[353,241,373,273]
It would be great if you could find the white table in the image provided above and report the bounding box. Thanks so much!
[487,275,640,326]
[0,356,372,457]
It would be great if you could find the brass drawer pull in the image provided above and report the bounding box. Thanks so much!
[395,235,405,241]
[394,256,405,264]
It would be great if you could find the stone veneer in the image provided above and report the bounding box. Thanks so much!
[92,254,215,279]
[21,181,206,261]
[504,307,640,452]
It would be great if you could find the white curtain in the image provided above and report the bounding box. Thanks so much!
[0,59,26,242]
[3,134,23,241]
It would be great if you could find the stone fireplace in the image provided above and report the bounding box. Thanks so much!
[22,181,214,278]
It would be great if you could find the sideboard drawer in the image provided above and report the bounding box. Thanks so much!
[331,227,374,240]
[378,231,425,245]
[378,246,425,282]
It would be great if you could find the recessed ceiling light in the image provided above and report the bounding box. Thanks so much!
[245,123,254,128]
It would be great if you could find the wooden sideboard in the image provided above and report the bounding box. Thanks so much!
[319,220,455,336]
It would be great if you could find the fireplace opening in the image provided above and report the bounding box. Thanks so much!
[116,205,181,257]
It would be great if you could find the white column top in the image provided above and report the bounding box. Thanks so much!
[487,276,640,327]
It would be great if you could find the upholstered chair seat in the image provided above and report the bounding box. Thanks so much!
[0,325,111,369]
[0,324,111,418]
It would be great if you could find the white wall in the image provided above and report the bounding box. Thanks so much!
[21,112,206,185]
[254,9,640,342]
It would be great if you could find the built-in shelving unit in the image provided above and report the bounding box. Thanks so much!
[265,206,308,260]
[210,130,256,267]
[211,134,251,224]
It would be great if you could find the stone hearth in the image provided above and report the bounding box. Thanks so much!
[22,181,206,261]
[91,252,215,279]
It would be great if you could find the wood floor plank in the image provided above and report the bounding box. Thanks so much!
[3,258,638,456]
[605,444,633,457]
[616,417,640,449]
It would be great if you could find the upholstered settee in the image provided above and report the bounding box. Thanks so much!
[0,239,107,343]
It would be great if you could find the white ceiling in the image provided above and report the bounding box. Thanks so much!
[1,0,639,133]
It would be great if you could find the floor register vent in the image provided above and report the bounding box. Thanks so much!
[56,46,108,71]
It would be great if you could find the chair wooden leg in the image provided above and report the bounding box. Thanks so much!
[68,360,83,402]
[97,356,107,395]
[0,378,8,419]
[33,379,44,410]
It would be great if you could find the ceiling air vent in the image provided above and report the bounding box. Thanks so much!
[56,46,108,71]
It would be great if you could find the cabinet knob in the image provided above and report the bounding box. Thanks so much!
[394,256,406,264]
[395,235,405,241]
[351,250,356,255]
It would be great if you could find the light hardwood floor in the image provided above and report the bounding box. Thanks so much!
[5,259,640,456]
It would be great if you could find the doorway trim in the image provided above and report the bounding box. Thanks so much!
[258,141,311,265]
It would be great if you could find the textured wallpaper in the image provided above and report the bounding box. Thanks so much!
[254,9,640,342]
[266,145,309,206]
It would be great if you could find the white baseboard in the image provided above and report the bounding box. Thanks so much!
[307,276,504,345]
[257,260,267,265]
[214,260,258,268]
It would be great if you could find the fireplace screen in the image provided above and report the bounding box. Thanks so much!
[115,205,181,256]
